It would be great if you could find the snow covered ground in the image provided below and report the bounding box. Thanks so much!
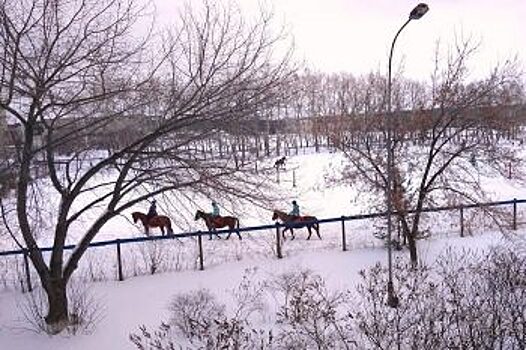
[0,148,525,349]
[0,231,514,350]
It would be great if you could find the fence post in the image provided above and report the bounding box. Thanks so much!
[23,249,33,292]
[460,207,464,237]
[275,223,283,259]
[116,239,123,281]
[341,216,347,252]
[198,231,204,271]
[513,198,517,230]
[292,170,296,188]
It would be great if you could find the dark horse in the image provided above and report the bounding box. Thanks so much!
[194,210,241,240]
[272,209,321,240]
[132,212,174,236]
[274,156,286,169]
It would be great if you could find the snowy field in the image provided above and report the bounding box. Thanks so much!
[1,149,526,349]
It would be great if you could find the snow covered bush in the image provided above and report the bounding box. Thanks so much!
[271,270,356,349]
[130,288,272,349]
[130,269,272,349]
[353,248,526,349]
[130,247,526,349]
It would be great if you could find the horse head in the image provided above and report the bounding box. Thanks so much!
[194,210,204,221]
[272,210,278,220]
[132,212,140,223]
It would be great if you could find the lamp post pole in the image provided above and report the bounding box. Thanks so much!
[385,3,429,308]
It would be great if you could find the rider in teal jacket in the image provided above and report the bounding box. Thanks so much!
[211,201,220,217]
[289,200,300,217]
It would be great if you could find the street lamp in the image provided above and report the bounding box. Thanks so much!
[385,3,429,308]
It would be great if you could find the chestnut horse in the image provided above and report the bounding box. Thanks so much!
[194,210,241,240]
[132,212,174,236]
[272,209,321,240]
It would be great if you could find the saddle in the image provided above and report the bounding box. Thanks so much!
[147,215,158,225]
[210,215,223,226]
[286,215,301,223]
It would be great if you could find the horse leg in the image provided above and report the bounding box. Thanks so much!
[161,226,165,236]
[290,228,295,240]
[306,226,312,240]
[207,223,213,240]
[236,220,241,240]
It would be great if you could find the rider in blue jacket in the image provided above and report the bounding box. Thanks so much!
[289,200,300,217]
[211,201,220,217]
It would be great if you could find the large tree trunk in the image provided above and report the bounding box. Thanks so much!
[406,232,418,267]
[44,277,69,334]
[398,210,419,267]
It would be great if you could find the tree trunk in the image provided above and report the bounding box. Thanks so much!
[44,277,69,334]
[406,232,418,267]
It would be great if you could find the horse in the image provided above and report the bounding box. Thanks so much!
[274,156,286,169]
[272,209,321,240]
[194,210,241,240]
[132,212,174,236]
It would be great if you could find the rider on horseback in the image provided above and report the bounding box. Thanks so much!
[289,200,300,219]
[146,199,157,223]
[211,201,220,217]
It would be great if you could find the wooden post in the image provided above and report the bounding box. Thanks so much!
[23,250,33,292]
[116,239,123,281]
[292,170,296,188]
[275,223,283,259]
[341,216,347,252]
[460,207,464,237]
[513,198,517,230]
[508,162,512,179]
[276,168,280,184]
[198,232,204,270]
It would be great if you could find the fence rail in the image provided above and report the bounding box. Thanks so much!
[0,197,523,290]
[1,197,524,258]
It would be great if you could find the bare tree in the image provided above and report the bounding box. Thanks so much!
[0,0,294,333]
[332,39,524,265]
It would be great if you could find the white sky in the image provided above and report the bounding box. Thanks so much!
[154,0,526,80]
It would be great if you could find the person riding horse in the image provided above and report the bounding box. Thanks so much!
[289,200,300,220]
[132,199,173,236]
[146,199,158,223]
[211,201,220,217]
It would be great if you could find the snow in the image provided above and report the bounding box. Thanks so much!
[0,231,511,350]
[0,148,525,349]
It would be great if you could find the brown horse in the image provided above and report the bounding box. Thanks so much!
[272,209,321,240]
[132,212,174,236]
[194,210,241,240]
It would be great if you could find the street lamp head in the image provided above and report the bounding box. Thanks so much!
[409,3,429,20]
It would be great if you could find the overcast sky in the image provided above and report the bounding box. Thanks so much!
[155,0,525,80]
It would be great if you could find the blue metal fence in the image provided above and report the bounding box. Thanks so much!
[1,197,524,290]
